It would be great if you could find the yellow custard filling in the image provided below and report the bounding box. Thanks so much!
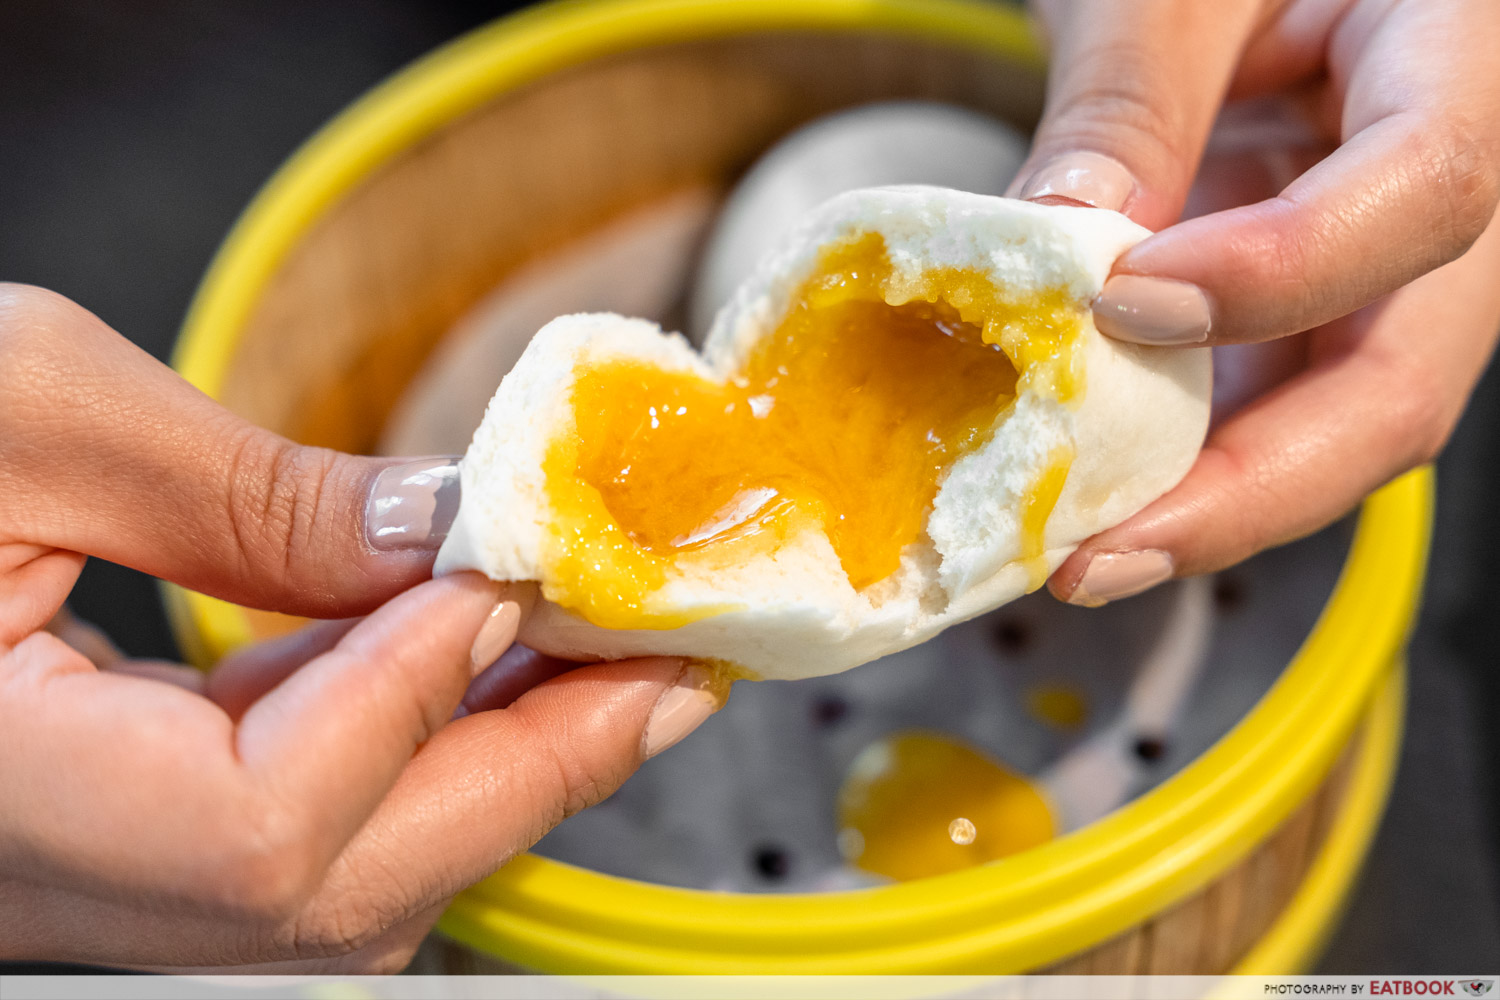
[541,232,1084,630]
[837,731,1055,881]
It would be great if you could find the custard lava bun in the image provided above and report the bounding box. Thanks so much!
[435,187,1211,680]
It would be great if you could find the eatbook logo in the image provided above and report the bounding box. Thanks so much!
[1461,982,1494,997]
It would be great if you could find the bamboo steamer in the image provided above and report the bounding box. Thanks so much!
[165,0,1429,975]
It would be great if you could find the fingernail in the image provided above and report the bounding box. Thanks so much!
[643,661,731,759]
[1068,550,1175,607]
[1015,151,1136,211]
[366,457,461,551]
[45,607,123,668]
[1093,275,1212,345]
[470,599,521,676]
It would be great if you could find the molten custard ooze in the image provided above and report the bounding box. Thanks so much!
[542,233,1084,630]
[837,731,1055,881]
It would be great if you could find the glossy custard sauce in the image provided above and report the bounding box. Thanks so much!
[542,232,1083,629]
[837,731,1055,881]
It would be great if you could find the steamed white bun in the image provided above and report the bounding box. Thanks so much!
[687,101,1029,340]
[435,187,1211,680]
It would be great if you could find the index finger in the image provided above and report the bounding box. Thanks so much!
[1009,0,1262,225]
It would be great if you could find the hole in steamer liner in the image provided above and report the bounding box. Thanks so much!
[1133,736,1168,763]
[751,844,792,881]
[993,616,1031,654]
[812,694,850,728]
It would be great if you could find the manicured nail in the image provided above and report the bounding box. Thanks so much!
[1068,550,1175,607]
[1015,151,1136,211]
[45,607,123,668]
[643,661,731,759]
[366,457,461,551]
[470,599,521,676]
[1093,275,1212,345]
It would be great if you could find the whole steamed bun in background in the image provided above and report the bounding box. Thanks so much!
[435,187,1212,679]
[687,101,1029,341]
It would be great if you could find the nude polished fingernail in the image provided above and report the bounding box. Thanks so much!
[1015,151,1137,211]
[1093,275,1211,345]
[470,599,521,676]
[366,457,461,551]
[1068,550,1175,607]
[643,662,731,759]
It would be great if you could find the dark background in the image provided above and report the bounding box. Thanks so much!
[2,0,1496,972]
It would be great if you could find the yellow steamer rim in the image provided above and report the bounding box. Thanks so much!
[167,0,1430,974]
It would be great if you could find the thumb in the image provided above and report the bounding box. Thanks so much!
[318,657,731,918]
[0,284,458,618]
[1009,0,1260,227]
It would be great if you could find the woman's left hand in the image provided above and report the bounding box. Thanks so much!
[0,285,718,972]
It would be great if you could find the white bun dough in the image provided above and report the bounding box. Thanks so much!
[435,187,1211,680]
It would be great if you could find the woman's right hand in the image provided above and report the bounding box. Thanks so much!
[0,284,723,972]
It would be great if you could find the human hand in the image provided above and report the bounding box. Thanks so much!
[1005,0,1500,605]
[0,285,722,971]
